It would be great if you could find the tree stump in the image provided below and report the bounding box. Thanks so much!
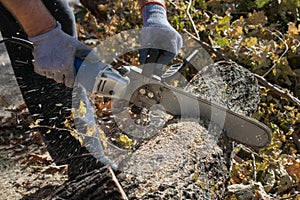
[119,121,229,199]
[50,121,229,199]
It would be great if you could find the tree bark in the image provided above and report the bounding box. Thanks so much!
[50,166,126,200]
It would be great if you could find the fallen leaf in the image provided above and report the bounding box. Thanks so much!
[22,154,52,165]
[118,134,132,149]
[286,160,300,187]
[42,164,68,174]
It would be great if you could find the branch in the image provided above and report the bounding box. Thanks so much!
[293,123,300,150]
[167,0,185,11]
[186,0,200,40]
[184,29,229,61]
[254,74,300,109]
[262,29,289,78]
[108,166,129,200]
[229,144,260,181]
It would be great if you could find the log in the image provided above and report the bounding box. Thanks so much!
[50,166,127,200]
[118,121,229,199]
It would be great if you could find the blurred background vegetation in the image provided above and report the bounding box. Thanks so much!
[73,0,300,199]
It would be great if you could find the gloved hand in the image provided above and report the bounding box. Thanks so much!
[140,3,182,74]
[29,23,92,87]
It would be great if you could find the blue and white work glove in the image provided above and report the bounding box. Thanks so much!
[140,3,182,75]
[29,23,92,87]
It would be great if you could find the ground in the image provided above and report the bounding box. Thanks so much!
[0,128,68,199]
[0,33,68,200]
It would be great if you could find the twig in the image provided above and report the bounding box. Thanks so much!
[29,124,71,132]
[229,142,238,172]
[254,74,300,109]
[262,29,289,78]
[186,0,200,40]
[167,0,185,11]
[239,145,257,181]
[30,124,101,140]
[229,144,260,181]
[184,29,229,60]
[183,0,229,60]
[251,153,257,181]
[0,96,9,107]
[107,166,129,200]
[292,123,300,150]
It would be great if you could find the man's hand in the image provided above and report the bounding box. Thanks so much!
[29,23,92,87]
[139,2,182,74]
[0,0,88,87]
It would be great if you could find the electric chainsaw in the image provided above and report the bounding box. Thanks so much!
[74,50,272,149]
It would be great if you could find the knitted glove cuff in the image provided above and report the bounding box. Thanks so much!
[140,0,166,11]
[142,4,169,28]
